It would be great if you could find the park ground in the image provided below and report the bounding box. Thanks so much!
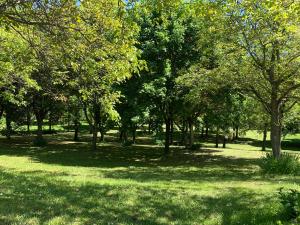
[0,129,299,225]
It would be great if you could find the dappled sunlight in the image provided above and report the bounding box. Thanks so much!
[0,132,299,224]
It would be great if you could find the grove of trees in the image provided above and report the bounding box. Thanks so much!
[0,0,300,159]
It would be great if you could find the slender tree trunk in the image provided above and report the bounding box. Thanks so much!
[74,120,79,141]
[49,115,52,132]
[98,121,105,142]
[215,127,219,148]
[132,126,136,144]
[67,111,70,132]
[180,120,185,145]
[124,131,128,142]
[119,129,123,142]
[91,102,100,151]
[205,126,209,139]
[170,118,174,145]
[36,115,44,142]
[235,126,239,140]
[92,122,98,151]
[5,114,12,140]
[223,134,226,148]
[27,110,31,133]
[262,123,268,151]
[188,119,194,148]
[0,108,3,120]
[100,131,104,142]
[201,127,204,138]
[164,117,171,155]
[148,120,151,134]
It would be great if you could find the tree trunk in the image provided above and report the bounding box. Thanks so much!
[223,134,226,148]
[92,123,98,151]
[36,115,44,142]
[205,126,209,139]
[215,127,219,148]
[235,126,239,140]
[148,120,151,134]
[132,126,136,144]
[201,127,204,138]
[270,111,282,158]
[74,120,79,141]
[67,111,70,132]
[119,129,124,142]
[124,131,128,142]
[100,131,104,142]
[188,119,194,148]
[0,108,3,120]
[91,102,100,151]
[49,115,52,132]
[5,114,12,140]
[27,110,30,133]
[164,117,171,155]
[170,118,174,145]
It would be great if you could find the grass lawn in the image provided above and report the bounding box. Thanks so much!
[0,131,299,225]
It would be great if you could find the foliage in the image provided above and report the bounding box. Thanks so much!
[278,188,300,221]
[259,153,300,175]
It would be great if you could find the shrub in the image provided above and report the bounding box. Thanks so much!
[259,153,300,175]
[33,137,48,147]
[189,143,202,151]
[278,188,300,221]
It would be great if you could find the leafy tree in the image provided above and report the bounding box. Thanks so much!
[224,0,300,158]
[67,0,142,150]
[135,0,204,154]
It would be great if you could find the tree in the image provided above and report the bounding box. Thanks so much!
[67,0,142,151]
[224,0,300,158]
[135,0,204,154]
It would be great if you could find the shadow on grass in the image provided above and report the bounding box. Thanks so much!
[0,168,283,225]
[233,136,300,152]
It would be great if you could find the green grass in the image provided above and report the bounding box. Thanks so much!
[0,131,299,225]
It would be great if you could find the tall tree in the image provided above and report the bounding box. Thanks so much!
[224,0,300,158]
[136,0,203,154]
[67,0,142,151]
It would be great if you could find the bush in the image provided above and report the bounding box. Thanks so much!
[189,143,202,151]
[259,153,300,175]
[33,137,48,147]
[278,188,300,221]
